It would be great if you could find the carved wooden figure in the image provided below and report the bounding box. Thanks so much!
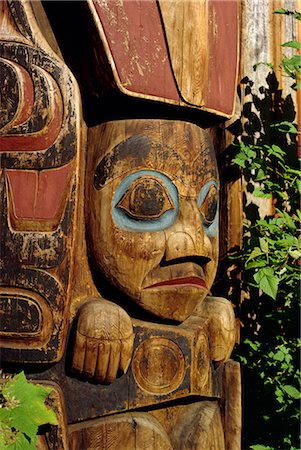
[0,1,241,449]
[68,119,241,449]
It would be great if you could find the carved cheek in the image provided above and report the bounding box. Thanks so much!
[204,236,219,289]
[113,227,166,261]
[89,184,166,296]
[88,185,118,272]
[110,228,166,296]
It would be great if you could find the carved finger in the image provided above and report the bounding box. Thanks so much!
[120,334,134,373]
[83,337,99,378]
[72,331,86,374]
[105,340,121,383]
[94,341,110,382]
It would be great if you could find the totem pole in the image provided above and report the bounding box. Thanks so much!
[0,1,241,449]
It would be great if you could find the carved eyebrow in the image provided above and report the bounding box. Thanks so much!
[93,134,186,189]
[94,135,151,189]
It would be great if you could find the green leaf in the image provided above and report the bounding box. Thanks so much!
[256,219,268,227]
[246,147,257,159]
[244,338,261,351]
[283,166,301,176]
[255,169,266,181]
[279,211,296,230]
[0,420,17,449]
[2,372,57,441]
[271,121,298,134]
[273,350,285,361]
[288,249,301,259]
[266,144,285,161]
[282,40,301,49]
[250,445,273,450]
[253,62,274,71]
[294,11,301,20]
[6,432,34,450]
[282,385,301,399]
[284,353,292,364]
[247,247,264,262]
[271,144,285,155]
[254,267,279,299]
[0,407,13,424]
[233,151,249,168]
[246,260,267,270]
[253,188,272,199]
[283,54,301,66]
[273,7,287,14]
[273,9,301,20]
[259,238,269,254]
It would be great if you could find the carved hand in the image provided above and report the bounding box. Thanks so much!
[192,296,237,364]
[72,298,134,383]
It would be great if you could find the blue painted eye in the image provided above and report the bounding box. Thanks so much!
[112,170,178,232]
[198,181,219,232]
[116,176,174,220]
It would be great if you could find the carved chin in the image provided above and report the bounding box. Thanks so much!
[139,286,208,322]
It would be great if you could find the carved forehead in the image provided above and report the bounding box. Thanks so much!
[94,120,218,189]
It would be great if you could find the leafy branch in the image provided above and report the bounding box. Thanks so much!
[0,371,58,450]
[231,8,301,450]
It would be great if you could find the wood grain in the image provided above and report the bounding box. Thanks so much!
[192,296,237,363]
[0,0,82,365]
[86,119,219,322]
[169,401,225,450]
[69,412,172,450]
[84,0,239,117]
[220,360,242,450]
[159,0,208,105]
[1,2,242,449]
[72,298,134,382]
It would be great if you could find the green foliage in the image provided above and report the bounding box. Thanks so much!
[273,8,301,21]
[0,371,58,450]
[274,8,301,90]
[250,446,273,450]
[231,9,301,450]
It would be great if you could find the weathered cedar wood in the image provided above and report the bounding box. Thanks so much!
[0,1,242,449]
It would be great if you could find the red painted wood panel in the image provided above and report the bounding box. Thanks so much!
[6,163,73,220]
[204,0,238,115]
[93,0,180,101]
[7,170,36,218]
[91,0,238,117]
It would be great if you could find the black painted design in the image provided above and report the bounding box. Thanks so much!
[94,135,151,188]
[0,43,76,169]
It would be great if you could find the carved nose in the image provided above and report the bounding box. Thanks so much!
[164,199,211,262]
[165,231,198,261]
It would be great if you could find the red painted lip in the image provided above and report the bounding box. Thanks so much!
[145,277,207,289]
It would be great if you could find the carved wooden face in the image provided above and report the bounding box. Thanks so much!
[87,120,219,322]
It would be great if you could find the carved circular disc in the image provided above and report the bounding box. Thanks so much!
[132,337,185,395]
[195,333,210,389]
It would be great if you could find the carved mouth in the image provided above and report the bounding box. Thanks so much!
[145,277,207,289]
[142,262,208,291]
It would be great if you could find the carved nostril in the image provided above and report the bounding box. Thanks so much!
[160,255,211,267]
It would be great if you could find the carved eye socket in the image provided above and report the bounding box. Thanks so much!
[116,176,175,220]
[199,184,218,226]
